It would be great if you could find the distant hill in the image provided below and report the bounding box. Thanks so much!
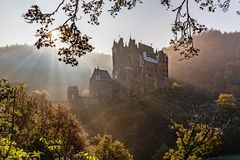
[0,45,112,100]
[1,30,240,99]
[167,30,240,99]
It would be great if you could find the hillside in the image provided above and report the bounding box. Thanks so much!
[1,31,240,159]
[71,85,240,160]
[167,30,240,99]
[0,45,112,100]
[2,31,240,100]
[71,87,213,160]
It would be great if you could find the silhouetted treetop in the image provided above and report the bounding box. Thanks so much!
[24,0,233,66]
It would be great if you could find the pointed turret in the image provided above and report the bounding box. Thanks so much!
[118,38,124,47]
[128,38,136,47]
[113,40,117,48]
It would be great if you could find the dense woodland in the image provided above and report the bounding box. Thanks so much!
[70,86,212,160]
[0,79,133,159]
[168,30,240,99]
[1,30,240,159]
[1,78,239,160]
[70,85,240,160]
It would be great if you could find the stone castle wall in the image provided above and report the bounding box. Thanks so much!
[67,38,169,106]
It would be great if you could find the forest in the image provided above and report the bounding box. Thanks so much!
[168,30,240,99]
[1,30,240,100]
[0,30,240,159]
[1,0,240,159]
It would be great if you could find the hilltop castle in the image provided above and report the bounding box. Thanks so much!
[111,38,168,96]
[68,38,168,104]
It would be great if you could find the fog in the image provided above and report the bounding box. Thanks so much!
[0,45,112,100]
[1,30,240,100]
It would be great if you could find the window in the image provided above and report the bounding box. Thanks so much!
[96,75,100,80]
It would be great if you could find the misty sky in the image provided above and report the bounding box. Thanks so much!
[0,0,240,54]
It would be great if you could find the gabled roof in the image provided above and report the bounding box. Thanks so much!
[146,52,157,59]
[90,68,112,81]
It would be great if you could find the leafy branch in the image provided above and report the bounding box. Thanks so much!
[24,0,234,66]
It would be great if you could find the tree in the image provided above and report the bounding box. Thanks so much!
[170,82,183,91]
[0,79,90,159]
[24,0,233,66]
[162,92,239,160]
[91,135,133,160]
[216,93,237,109]
[0,79,41,159]
[163,117,225,160]
[0,79,135,159]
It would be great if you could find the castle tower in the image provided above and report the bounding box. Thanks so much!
[157,50,169,80]
[112,38,169,96]
[67,86,79,101]
[112,38,125,80]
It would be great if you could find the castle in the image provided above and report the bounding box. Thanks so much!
[111,38,168,96]
[68,38,168,104]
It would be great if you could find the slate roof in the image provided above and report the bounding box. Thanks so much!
[146,52,157,59]
[90,68,112,81]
